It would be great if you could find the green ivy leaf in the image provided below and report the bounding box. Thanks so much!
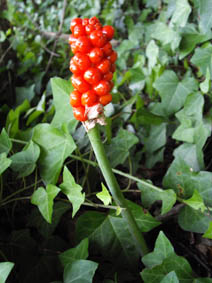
[0,128,12,154]
[10,140,40,177]
[31,184,60,223]
[146,40,159,72]
[142,231,174,268]
[154,71,198,116]
[183,189,207,213]
[51,77,78,132]
[178,206,211,233]
[33,123,76,184]
[191,45,212,78]
[63,260,98,283]
[137,183,176,215]
[96,183,112,206]
[59,238,89,267]
[198,0,212,34]
[15,84,35,106]
[106,128,139,168]
[200,68,211,94]
[203,222,212,239]
[0,153,11,175]
[160,271,179,283]
[0,262,15,283]
[60,166,85,217]
[170,0,191,28]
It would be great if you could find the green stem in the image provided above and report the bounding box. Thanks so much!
[87,125,148,256]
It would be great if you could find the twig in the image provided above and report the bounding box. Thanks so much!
[0,42,13,65]
[45,0,67,74]
[156,203,185,222]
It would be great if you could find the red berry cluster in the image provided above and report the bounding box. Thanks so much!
[69,17,117,122]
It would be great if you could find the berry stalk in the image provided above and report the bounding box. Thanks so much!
[87,125,149,256]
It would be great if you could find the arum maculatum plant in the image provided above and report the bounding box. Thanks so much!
[68,16,149,256]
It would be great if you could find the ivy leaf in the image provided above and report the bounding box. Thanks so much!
[0,262,15,283]
[154,70,198,116]
[0,128,12,154]
[106,128,139,168]
[31,184,60,223]
[146,40,159,72]
[203,222,212,239]
[60,166,85,217]
[96,183,112,206]
[200,68,211,94]
[160,271,179,283]
[0,153,11,175]
[191,45,212,78]
[10,140,40,177]
[33,123,76,184]
[170,0,191,28]
[51,77,78,132]
[151,22,181,51]
[198,0,212,34]
[183,189,207,213]
[59,238,89,267]
[178,206,211,233]
[141,254,193,283]
[137,183,176,215]
[63,260,98,283]
[142,231,174,268]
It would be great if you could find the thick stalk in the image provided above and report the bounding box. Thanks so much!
[87,125,149,256]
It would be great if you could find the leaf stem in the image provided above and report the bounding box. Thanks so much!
[87,125,149,256]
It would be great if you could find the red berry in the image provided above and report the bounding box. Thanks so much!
[103,72,113,81]
[73,106,87,121]
[75,36,92,53]
[108,51,117,63]
[70,18,82,33]
[71,75,91,93]
[69,34,76,45]
[82,18,89,26]
[73,53,91,71]
[70,90,82,107]
[89,16,100,25]
[71,41,78,54]
[84,68,102,85]
[85,24,95,35]
[94,23,102,30]
[81,90,97,106]
[102,25,114,40]
[109,81,114,91]
[102,42,112,56]
[99,93,112,106]
[94,80,111,96]
[97,59,111,74]
[89,48,104,64]
[69,61,82,75]
[73,24,86,37]
[90,30,107,48]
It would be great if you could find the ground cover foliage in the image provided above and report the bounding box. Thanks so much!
[1,0,212,282]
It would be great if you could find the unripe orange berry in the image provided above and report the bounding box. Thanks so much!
[99,93,112,105]
[73,106,87,121]
[70,90,82,107]
[81,90,98,106]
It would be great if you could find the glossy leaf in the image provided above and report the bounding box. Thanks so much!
[198,0,212,34]
[170,0,191,28]
[63,259,98,283]
[146,40,159,71]
[106,128,139,168]
[160,271,179,283]
[182,189,207,213]
[0,153,11,175]
[154,71,198,116]
[178,206,211,233]
[10,140,40,177]
[59,238,89,267]
[191,45,212,78]
[33,123,76,184]
[142,231,174,268]
[138,183,176,215]
[0,128,12,154]
[96,183,112,206]
[0,262,15,283]
[51,77,78,132]
[60,166,85,217]
[31,184,60,223]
